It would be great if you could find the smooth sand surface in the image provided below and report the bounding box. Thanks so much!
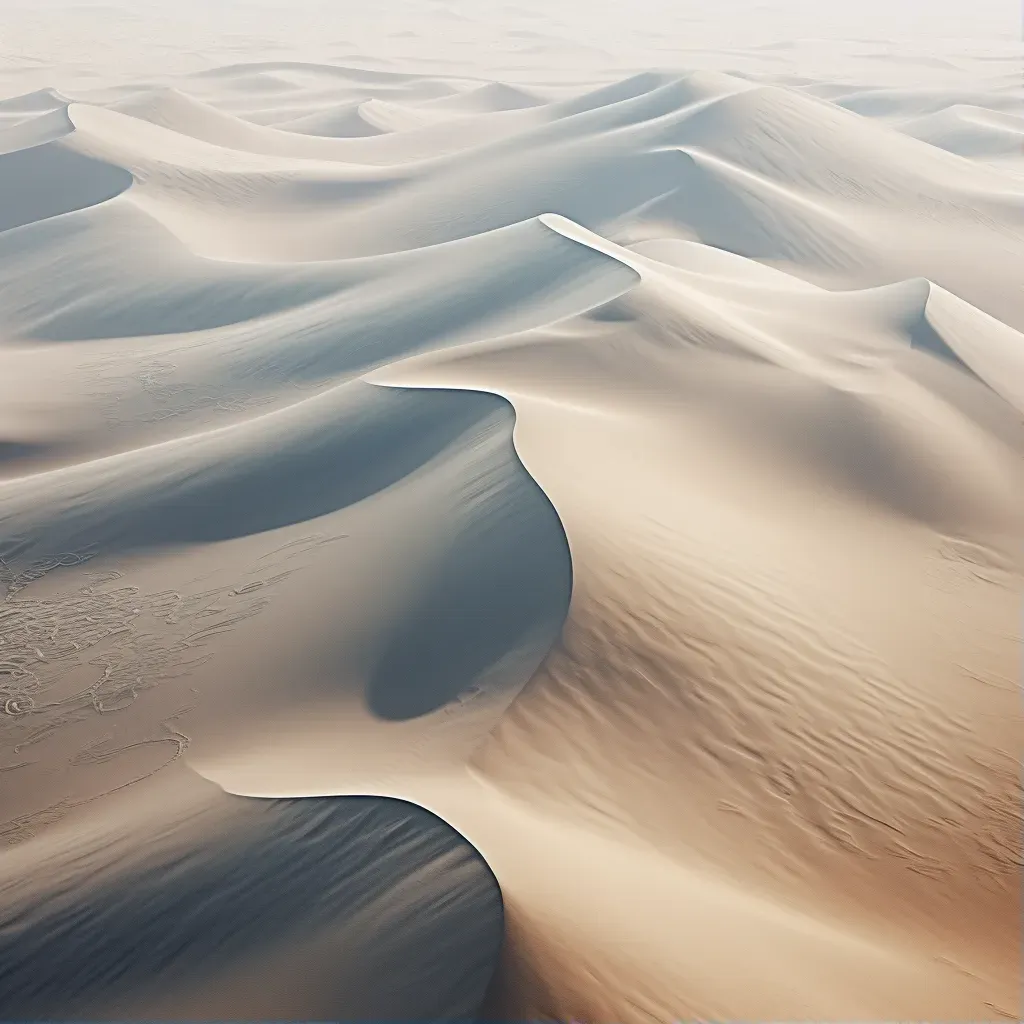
[0,768,504,1019]
[1,3,1021,1020]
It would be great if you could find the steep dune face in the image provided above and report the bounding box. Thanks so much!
[374,237,1022,1019]
[50,68,1024,323]
[1,30,1021,1023]
[0,772,504,1020]
[898,104,1024,162]
[0,134,131,232]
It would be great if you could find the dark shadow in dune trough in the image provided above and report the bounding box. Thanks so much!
[0,792,506,1021]
[368,390,572,721]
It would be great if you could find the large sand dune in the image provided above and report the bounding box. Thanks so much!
[0,771,503,1019]
[1,3,1021,1019]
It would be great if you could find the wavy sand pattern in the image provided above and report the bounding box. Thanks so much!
[0,3,1022,1019]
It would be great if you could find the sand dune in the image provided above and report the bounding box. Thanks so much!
[0,106,74,154]
[0,129,131,232]
[831,84,1024,120]
[899,104,1024,164]
[0,87,71,117]
[274,102,389,137]
[1,10,1021,1021]
[0,771,503,1020]
[420,82,545,113]
[109,87,397,158]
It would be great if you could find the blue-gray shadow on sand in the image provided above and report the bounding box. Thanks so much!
[0,793,504,1021]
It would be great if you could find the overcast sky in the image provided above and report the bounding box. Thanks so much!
[2,0,1021,94]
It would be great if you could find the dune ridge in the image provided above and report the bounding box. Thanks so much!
[1,36,1021,1023]
[0,772,504,1020]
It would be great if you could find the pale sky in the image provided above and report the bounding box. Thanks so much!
[1,0,1021,93]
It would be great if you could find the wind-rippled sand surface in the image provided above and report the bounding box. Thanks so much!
[0,2,1021,1019]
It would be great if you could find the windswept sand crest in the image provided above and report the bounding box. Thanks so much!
[0,768,503,1020]
[899,104,1024,163]
[371,345,1021,1019]
[365,220,1022,1019]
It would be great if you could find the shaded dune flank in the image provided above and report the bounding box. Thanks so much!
[0,383,571,1017]
[0,139,132,232]
[1,53,1022,1022]
[0,776,505,1020]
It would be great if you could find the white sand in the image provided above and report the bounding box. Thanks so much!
[1,2,1021,1019]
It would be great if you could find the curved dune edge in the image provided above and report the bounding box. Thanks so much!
[188,357,1018,1021]
[0,386,550,1020]
[358,304,1021,1019]
[0,769,505,1020]
[0,379,569,1019]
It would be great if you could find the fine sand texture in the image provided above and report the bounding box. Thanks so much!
[1,3,1022,1020]
[0,770,504,1019]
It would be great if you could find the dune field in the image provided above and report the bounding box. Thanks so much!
[0,1,1022,1019]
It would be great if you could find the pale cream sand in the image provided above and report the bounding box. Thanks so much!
[0,3,1021,1019]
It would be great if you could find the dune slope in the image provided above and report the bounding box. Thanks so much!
[0,772,503,1020]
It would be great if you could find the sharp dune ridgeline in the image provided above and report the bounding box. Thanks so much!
[0,3,1022,1020]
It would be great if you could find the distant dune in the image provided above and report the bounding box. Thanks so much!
[897,104,1024,164]
[0,8,1021,1021]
